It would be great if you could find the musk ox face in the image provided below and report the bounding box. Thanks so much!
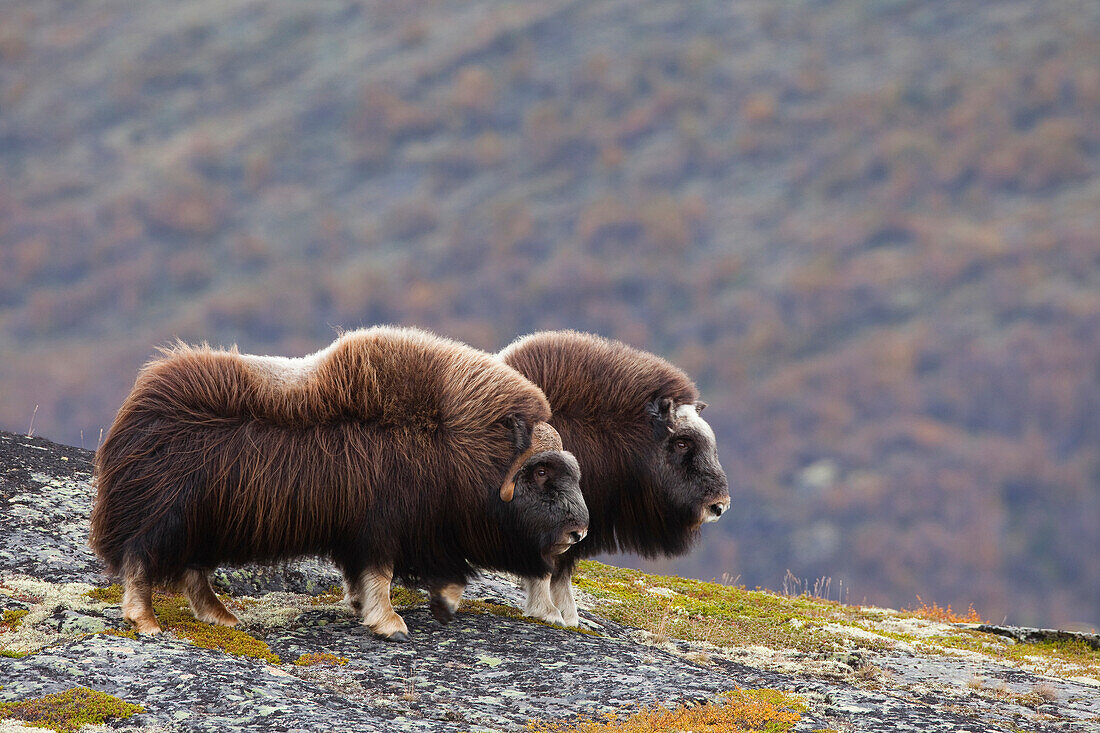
[508,448,588,559]
[647,397,731,529]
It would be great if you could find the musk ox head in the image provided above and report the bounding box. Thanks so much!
[647,397,730,529]
[500,419,588,558]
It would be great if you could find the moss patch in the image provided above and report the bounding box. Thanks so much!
[2,609,29,630]
[85,585,122,604]
[85,585,279,664]
[293,652,349,666]
[390,585,426,608]
[1,649,30,658]
[573,561,857,653]
[527,688,804,732]
[573,562,1099,682]
[0,686,144,732]
[923,631,1100,678]
[312,585,346,605]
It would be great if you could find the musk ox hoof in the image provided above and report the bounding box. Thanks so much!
[386,631,410,642]
[429,596,456,624]
[128,619,163,635]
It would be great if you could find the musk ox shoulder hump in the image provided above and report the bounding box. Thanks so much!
[499,330,698,419]
[327,326,551,431]
[134,326,551,432]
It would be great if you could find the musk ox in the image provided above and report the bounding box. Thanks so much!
[456,330,728,626]
[90,326,588,640]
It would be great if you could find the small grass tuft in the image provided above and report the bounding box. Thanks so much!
[910,596,983,624]
[0,686,144,732]
[100,629,139,640]
[2,609,29,630]
[312,585,346,605]
[526,688,804,732]
[293,652,349,666]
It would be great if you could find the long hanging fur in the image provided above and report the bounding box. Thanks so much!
[499,330,717,563]
[90,326,565,588]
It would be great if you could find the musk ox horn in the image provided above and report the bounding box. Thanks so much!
[499,422,565,502]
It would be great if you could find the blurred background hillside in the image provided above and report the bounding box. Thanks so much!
[1,0,1097,629]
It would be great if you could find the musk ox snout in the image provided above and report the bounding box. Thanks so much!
[509,448,588,557]
[650,399,730,529]
[704,496,732,522]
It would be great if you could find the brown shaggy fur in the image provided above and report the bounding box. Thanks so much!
[90,326,587,635]
[499,330,726,562]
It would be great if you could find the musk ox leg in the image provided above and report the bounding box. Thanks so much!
[549,570,580,627]
[121,556,162,635]
[181,568,239,627]
[351,566,409,642]
[522,574,566,626]
[428,582,465,624]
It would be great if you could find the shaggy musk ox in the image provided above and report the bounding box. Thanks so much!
[90,326,588,640]
[476,330,729,626]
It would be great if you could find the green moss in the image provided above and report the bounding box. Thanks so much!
[460,600,601,636]
[2,609,29,630]
[0,686,144,732]
[149,591,280,663]
[573,562,1099,681]
[573,561,852,652]
[390,585,427,608]
[293,652,349,666]
[1,650,30,658]
[85,585,123,604]
[925,631,1100,677]
[100,629,139,641]
[85,586,279,663]
[312,585,346,605]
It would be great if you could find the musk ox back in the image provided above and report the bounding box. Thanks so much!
[494,330,729,626]
[90,326,588,640]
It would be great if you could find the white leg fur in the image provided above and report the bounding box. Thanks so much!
[121,556,161,635]
[523,574,565,626]
[549,572,579,627]
[181,569,239,626]
[356,566,409,640]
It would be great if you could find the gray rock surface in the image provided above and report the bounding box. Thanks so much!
[1,431,1098,732]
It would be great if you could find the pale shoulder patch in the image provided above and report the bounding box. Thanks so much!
[241,342,335,387]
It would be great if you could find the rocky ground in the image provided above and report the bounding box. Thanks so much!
[1,430,1098,732]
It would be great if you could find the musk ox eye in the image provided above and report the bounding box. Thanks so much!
[673,438,693,454]
[535,467,548,478]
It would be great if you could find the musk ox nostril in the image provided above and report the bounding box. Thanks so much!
[570,529,587,544]
[707,498,731,520]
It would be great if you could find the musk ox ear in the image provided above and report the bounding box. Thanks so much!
[695,401,708,413]
[646,397,675,442]
[504,413,531,453]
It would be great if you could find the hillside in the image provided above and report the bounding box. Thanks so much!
[2,432,1099,732]
[1,0,1099,629]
